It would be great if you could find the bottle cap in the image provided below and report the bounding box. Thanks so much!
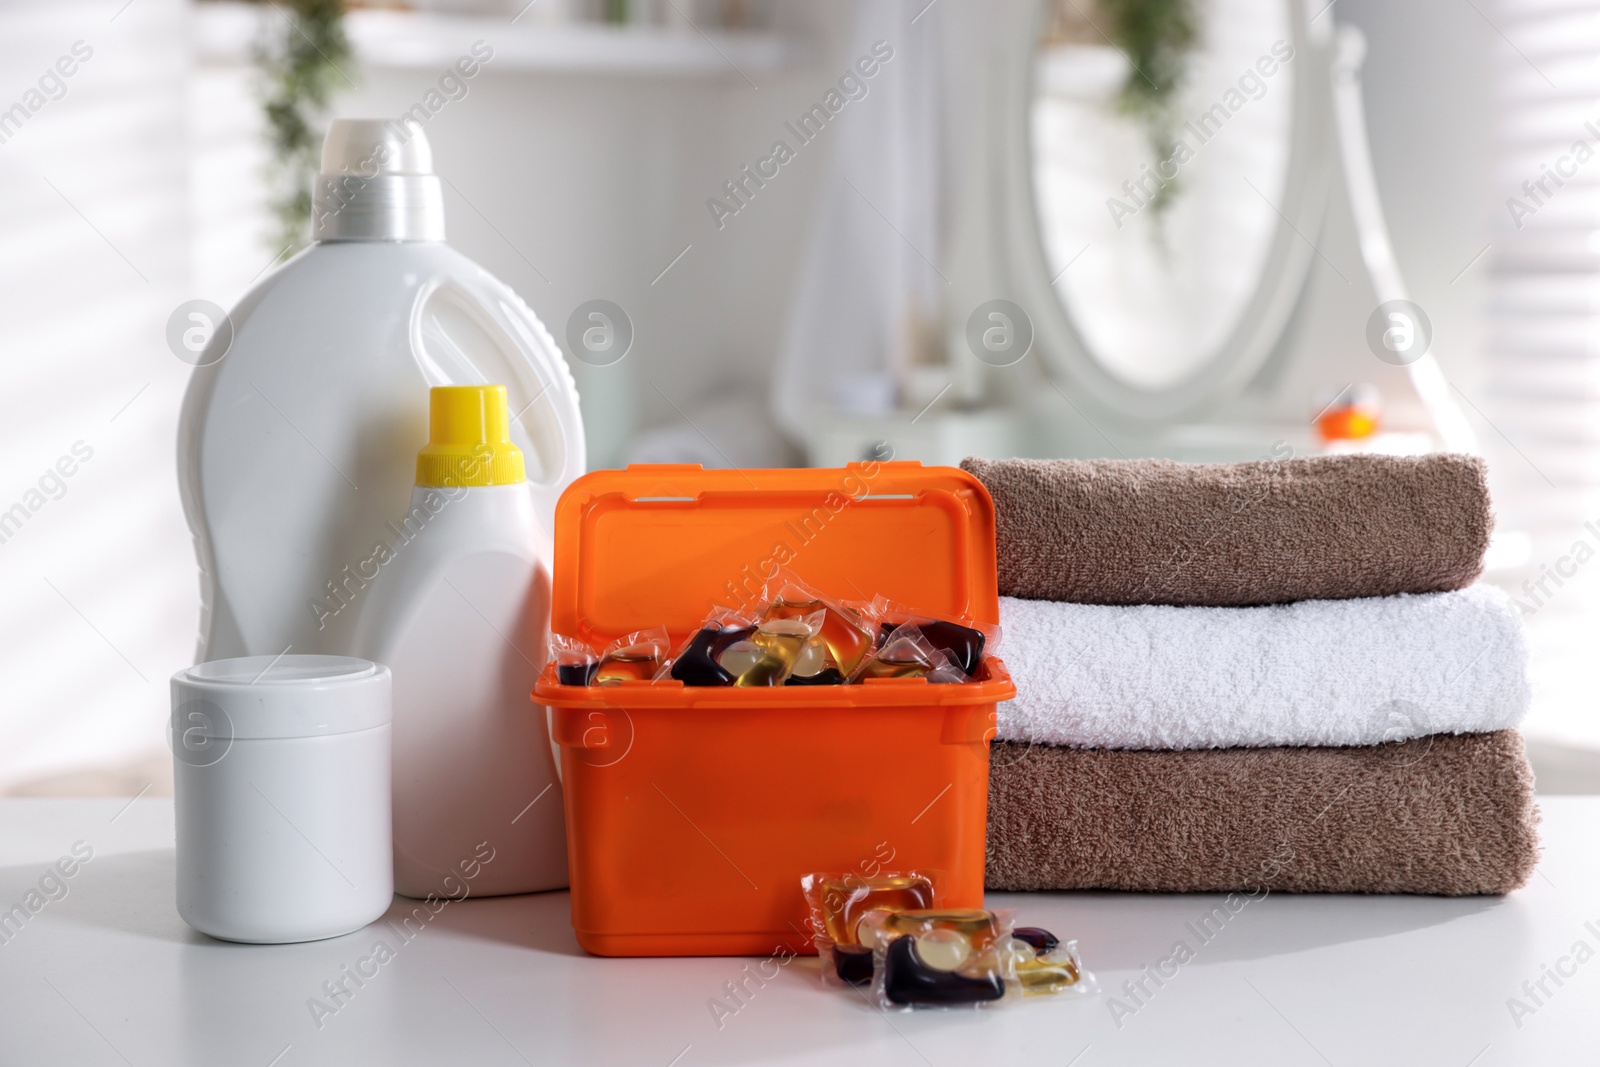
[312,118,445,242]
[171,655,391,742]
[416,385,526,488]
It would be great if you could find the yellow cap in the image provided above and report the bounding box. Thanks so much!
[415,385,526,488]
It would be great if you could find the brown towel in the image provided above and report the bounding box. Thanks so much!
[961,454,1490,606]
[986,731,1539,895]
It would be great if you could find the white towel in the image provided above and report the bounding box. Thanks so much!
[997,584,1529,750]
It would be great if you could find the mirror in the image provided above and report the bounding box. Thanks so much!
[1013,0,1331,418]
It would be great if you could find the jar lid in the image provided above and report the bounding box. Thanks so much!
[171,655,391,743]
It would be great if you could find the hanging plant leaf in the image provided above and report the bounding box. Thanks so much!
[1095,0,1198,229]
[252,0,353,256]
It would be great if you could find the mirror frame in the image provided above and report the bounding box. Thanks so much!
[998,0,1337,423]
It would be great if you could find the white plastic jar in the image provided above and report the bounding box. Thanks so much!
[171,655,393,943]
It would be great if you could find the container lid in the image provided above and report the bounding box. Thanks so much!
[415,385,526,488]
[550,462,999,648]
[171,655,391,742]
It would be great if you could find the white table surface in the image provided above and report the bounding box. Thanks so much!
[0,797,1595,1066]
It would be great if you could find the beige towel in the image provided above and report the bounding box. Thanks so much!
[961,454,1490,606]
[986,731,1539,895]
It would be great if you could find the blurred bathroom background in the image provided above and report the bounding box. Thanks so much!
[2,0,1598,793]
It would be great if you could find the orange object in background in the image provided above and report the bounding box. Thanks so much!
[1315,384,1382,443]
[533,463,1014,957]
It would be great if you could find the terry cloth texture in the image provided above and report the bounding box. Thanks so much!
[996,584,1529,749]
[961,453,1491,606]
[986,730,1539,895]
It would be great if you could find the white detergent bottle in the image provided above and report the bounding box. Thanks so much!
[178,118,583,662]
[354,385,567,898]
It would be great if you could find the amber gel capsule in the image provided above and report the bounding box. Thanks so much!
[766,585,875,676]
[595,642,662,684]
[734,617,816,687]
[811,873,936,946]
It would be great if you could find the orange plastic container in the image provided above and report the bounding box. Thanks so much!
[533,462,1014,957]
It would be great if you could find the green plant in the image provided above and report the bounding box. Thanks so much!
[254,0,352,255]
[1097,0,1197,223]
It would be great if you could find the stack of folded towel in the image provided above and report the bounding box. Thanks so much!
[964,453,1539,896]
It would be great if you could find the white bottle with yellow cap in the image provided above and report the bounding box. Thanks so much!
[178,118,584,665]
[353,385,566,898]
